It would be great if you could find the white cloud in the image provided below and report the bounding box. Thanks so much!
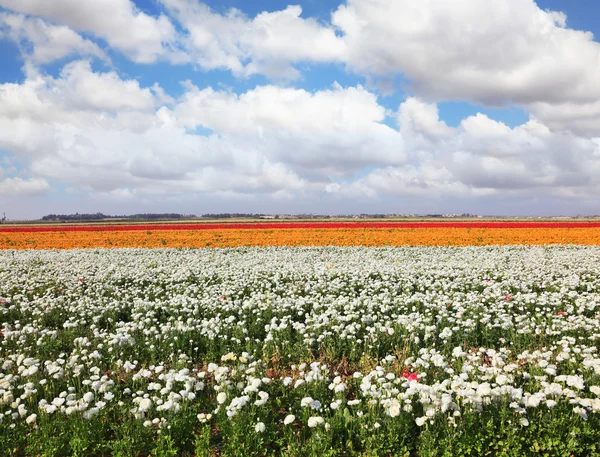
[53,61,157,111]
[527,101,600,137]
[160,0,345,78]
[398,98,453,139]
[0,177,50,196]
[172,82,405,178]
[1,61,600,214]
[1,64,392,196]
[4,0,600,139]
[331,0,600,134]
[334,98,600,200]
[0,0,179,63]
[333,0,600,104]
[0,12,108,64]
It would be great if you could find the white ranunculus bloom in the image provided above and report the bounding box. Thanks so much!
[307,416,324,428]
[415,417,427,427]
[217,392,227,404]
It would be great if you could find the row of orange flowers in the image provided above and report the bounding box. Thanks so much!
[2,227,600,249]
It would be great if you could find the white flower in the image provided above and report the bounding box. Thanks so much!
[307,416,324,428]
[477,383,491,396]
[45,404,58,414]
[83,392,94,403]
[415,417,427,427]
[387,399,401,418]
[300,397,314,407]
[255,422,266,433]
[496,375,508,386]
[197,413,212,423]
[138,398,152,412]
[590,386,600,396]
[254,391,269,406]
[283,414,295,425]
[217,392,227,404]
[26,414,37,425]
[334,383,347,393]
[573,407,588,420]
[566,375,585,390]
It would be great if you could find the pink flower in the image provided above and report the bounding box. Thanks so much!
[505,294,512,302]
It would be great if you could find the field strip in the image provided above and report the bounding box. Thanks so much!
[2,221,600,232]
[2,246,600,455]
[2,226,600,249]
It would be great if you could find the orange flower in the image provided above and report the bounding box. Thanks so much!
[1,226,600,249]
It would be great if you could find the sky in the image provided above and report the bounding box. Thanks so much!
[1,1,600,219]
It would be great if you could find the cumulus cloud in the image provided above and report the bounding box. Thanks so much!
[160,0,345,78]
[53,60,157,111]
[334,98,600,200]
[172,82,404,177]
[0,0,180,63]
[4,0,600,137]
[0,12,108,64]
[1,59,599,213]
[0,177,49,196]
[0,63,401,199]
[333,0,600,104]
[526,101,600,137]
[331,0,600,134]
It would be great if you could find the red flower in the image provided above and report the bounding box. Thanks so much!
[505,294,512,301]
[407,373,419,382]
[402,370,409,378]
[555,311,565,316]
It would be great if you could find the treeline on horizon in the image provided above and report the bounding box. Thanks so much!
[41,213,195,221]
[39,212,482,222]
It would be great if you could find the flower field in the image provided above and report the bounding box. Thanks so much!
[2,246,600,456]
[2,221,600,249]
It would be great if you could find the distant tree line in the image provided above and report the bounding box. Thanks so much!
[41,213,195,221]
[200,213,266,219]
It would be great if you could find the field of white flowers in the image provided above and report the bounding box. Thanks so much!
[2,246,600,456]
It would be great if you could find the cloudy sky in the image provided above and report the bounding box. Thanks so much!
[1,0,600,218]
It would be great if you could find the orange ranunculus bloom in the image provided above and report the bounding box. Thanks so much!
[1,227,600,250]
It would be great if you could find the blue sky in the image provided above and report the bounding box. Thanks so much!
[1,0,600,218]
